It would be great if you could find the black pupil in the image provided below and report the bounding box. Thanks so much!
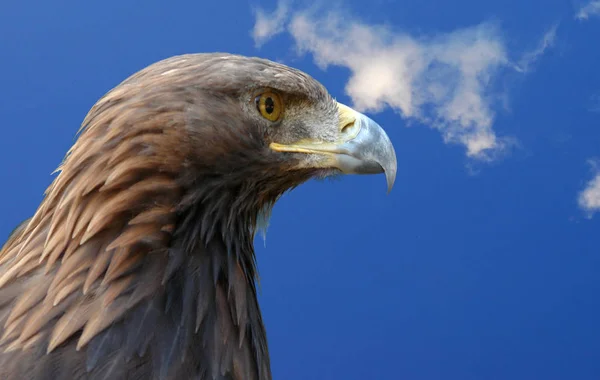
[264,97,275,114]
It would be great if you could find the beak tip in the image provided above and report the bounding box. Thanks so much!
[386,176,395,194]
[380,137,397,194]
[384,163,396,194]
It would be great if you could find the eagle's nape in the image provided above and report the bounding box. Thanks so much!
[0,53,396,380]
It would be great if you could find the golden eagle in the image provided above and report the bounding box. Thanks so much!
[0,53,396,379]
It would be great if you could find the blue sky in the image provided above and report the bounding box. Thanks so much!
[1,0,599,379]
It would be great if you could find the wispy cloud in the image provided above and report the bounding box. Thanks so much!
[251,3,554,160]
[251,1,290,47]
[590,93,600,113]
[288,13,513,160]
[576,1,600,20]
[579,160,600,217]
[515,23,558,73]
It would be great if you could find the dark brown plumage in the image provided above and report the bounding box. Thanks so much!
[0,53,396,379]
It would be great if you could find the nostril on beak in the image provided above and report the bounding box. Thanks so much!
[341,121,356,135]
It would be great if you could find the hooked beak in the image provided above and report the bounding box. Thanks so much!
[270,102,397,192]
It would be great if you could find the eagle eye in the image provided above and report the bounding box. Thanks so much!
[255,92,282,122]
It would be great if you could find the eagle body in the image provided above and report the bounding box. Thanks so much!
[0,53,396,379]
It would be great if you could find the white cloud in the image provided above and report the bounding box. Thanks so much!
[576,1,600,20]
[515,24,558,73]
[590,93,600,113]
[251,1,290,47]
[251,4,555,160]
[579,161,600,216]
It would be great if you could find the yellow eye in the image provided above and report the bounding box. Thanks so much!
[255,92,283,122]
